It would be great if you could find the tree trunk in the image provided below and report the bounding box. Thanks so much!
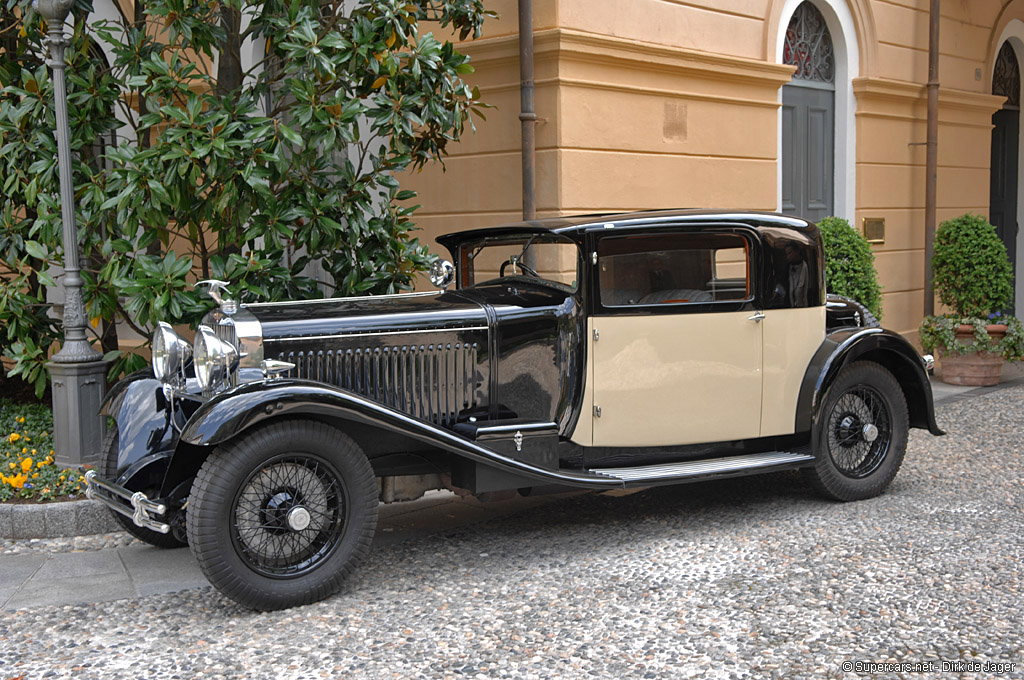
[216,5,243,97]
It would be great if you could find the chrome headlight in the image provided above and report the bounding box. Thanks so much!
[193,325,239,391]
[152,322,192,383]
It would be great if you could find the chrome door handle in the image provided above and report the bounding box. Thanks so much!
[748,311,766,322]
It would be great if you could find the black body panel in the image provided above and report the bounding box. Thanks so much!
[458,284,584,432]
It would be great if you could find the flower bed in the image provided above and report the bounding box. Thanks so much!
[0,400,87,502]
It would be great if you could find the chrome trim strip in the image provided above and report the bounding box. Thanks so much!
[263,325,489,343]
[244,291,439,308]
[84,470,171,534]
[590,451,815,481]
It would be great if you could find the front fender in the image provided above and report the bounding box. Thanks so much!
[100,370,178,481]
[178,379,622,489]
[796,328,945,436]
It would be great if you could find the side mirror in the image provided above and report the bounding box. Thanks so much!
[429,259,455,290]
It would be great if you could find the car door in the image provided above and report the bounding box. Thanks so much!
[588,228,763,447]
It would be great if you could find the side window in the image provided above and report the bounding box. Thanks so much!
[598,232,751,307]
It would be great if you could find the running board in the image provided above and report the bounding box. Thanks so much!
[588,450,815,484]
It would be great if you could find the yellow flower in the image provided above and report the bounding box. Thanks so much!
[8,433,20,443]
[21,458,33,473]
[16,416,24,424]
[42,487,50,494]
[21,447,27,454]
[58,475,65,483]
[32,473,39,479]
[31,449,37,455]
[40,432,47,437]
[36,460,45,469]
[7,462,14,470]
[2,473,27,489]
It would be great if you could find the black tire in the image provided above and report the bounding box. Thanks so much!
[186,419,378,610]
[805,362,909,501]
[100,428,188,548]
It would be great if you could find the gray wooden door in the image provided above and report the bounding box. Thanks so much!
[782,84,835,222]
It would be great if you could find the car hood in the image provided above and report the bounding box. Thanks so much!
[242,290,488,342]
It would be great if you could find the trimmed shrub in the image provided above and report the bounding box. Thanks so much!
[818,216,883,320]
[931,214,1013,317]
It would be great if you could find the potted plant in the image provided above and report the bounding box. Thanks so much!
[919,213,1024,385]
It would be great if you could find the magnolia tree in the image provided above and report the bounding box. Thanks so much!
[0,0,492,396]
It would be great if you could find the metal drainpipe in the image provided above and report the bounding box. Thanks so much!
[518,0,536,222]
[924,0,940,317]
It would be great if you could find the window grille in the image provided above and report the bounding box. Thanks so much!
[784,2,835,85]
[993,42,1020,109]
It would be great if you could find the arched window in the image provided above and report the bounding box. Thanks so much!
[993,42,1020,108]
[781,2,836,221]
[784,2,835,84]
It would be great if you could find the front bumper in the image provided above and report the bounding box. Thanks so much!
[84,470,171,534]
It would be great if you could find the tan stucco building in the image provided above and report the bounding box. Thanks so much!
[403,0,1024,340]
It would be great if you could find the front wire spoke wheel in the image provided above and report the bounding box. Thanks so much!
[188,420,378,610]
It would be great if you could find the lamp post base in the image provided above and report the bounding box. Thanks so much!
[48,359,109,468]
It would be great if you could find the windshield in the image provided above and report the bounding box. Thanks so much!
[460,233,580,292]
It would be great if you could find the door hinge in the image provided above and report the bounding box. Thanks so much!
[593,328,600,341]
[594,405,602,418]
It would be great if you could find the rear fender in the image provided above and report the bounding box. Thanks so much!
[796,328,945,435]
[176,379,622,489]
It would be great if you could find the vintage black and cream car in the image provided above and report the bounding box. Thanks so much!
[87,209,944,610]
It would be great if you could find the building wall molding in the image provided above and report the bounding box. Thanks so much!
[463,28,796,91]
[853,77,1006,116]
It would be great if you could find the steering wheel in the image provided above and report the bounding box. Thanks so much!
[500,257,540,278]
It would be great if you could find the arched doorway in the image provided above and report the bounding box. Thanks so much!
[781,2,836,221]
[991,41,1020,315]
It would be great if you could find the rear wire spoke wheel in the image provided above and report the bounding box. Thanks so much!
[187,420,378,610]
[805,362,909,501]
[100,428,188,549]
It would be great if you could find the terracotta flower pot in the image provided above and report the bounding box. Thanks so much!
[939,324,1007,386]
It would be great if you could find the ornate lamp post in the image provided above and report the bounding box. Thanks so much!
[34,0,108,467]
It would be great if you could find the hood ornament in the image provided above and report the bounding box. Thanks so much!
[196,280,238,315]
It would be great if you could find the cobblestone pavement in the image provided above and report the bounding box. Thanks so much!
[1,386,1022,680]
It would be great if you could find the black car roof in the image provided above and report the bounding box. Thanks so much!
[436,209,816,250]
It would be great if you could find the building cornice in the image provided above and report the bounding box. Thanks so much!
[853,77,1005,114]
[464,28,796,89]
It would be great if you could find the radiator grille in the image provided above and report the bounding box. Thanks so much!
[278,342,480,426]
[201,311,238,348]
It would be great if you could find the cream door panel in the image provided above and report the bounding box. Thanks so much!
[760,306,826,436]
[591,311,763,447]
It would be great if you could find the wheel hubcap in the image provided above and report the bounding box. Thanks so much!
[286,506,312,532]
[862,423,879,443]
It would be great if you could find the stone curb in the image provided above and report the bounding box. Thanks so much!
[0,499,120,539]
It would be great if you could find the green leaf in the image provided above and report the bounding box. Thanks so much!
[277,123,303,146]
[23,240,48,260]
